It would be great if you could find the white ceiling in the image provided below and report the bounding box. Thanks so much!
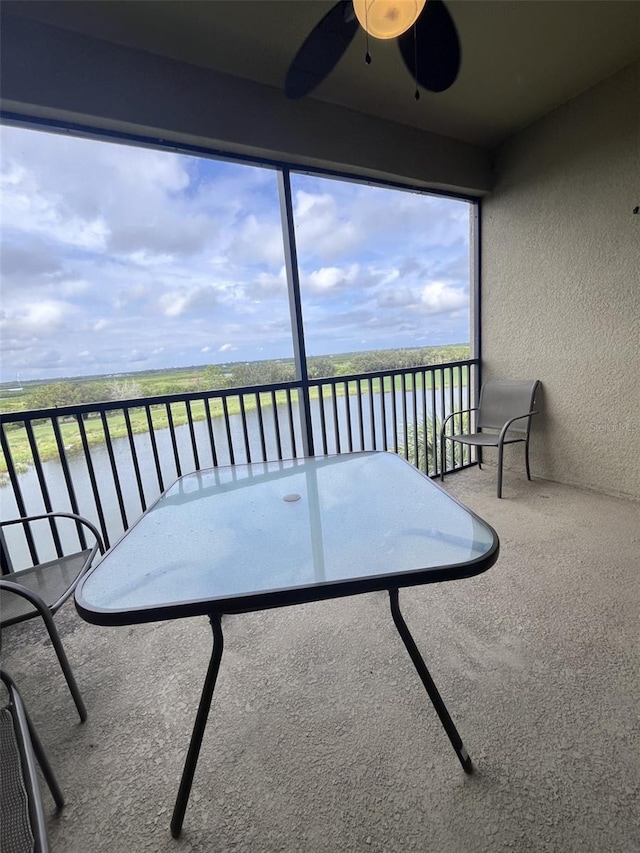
[4,0,640,147]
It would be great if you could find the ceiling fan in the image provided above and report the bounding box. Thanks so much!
[284,0,461,100]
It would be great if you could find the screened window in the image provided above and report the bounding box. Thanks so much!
[1,123,474,392]
[290,172,471,375]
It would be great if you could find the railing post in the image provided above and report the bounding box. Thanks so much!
[277,169,314,457]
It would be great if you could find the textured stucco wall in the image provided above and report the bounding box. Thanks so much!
[482,62,640,499]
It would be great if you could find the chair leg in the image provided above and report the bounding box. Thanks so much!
[525,438,532,481]
[27,711,65,809]
[40,608,87,723]
[497,441,504,499]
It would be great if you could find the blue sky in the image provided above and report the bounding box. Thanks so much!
[0,124,471,382]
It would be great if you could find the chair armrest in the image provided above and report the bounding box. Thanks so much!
[0,578,50,619]
[0,577,78,637]
[441,407,478,436]
[498,411,539,442]
[0,512,105,556]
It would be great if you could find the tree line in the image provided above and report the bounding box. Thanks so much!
[11,345,470,410]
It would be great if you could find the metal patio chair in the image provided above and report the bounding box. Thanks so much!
[1,669,64,853]
[441,379,541,498]
[0,512,104,722]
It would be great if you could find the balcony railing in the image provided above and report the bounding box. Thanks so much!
[1,360,478,560]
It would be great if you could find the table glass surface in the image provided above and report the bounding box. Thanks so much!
[78,452,496,617]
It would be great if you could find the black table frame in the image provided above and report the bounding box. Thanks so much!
[75,456,499,837]
[170,587,477,838]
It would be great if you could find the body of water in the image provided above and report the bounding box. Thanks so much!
[2,387,457,567]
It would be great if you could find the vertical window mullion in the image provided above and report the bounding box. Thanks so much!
[277,169,313,456]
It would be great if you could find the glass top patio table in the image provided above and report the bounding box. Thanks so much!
[75,451,500,837]
[76,451,499,625]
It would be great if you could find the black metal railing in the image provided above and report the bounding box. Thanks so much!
[1,360,478,559]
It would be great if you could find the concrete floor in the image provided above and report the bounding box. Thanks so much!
[2,467,639,853]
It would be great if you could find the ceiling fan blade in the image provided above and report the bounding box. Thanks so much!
[285,1,359,99]
[398,0,461,93]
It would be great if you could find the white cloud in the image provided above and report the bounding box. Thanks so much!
[244,267,287,300]
[228,214,285,268]
[293,191,361,259]
[305,264,360,293]
[0,299,75,333]
[57,278,91,297]
[1,125,217,259]
[219,343,236,352]
[158,285,219,318]
[419,281,468,314]
[1,157,110,250]
[291,179,469,267]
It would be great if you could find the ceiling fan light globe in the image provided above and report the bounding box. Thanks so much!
[353,0,426,40]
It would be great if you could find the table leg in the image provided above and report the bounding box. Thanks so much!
[389,588,473,774]
[171,613,224,838]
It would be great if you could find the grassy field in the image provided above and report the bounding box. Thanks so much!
[1,352,471,477]
[0,344,470,414]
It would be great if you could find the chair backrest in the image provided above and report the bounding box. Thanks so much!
[477,379,540,434]
[1,513,103,575]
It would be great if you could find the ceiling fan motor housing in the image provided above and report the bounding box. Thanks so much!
[353,0,427,40]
